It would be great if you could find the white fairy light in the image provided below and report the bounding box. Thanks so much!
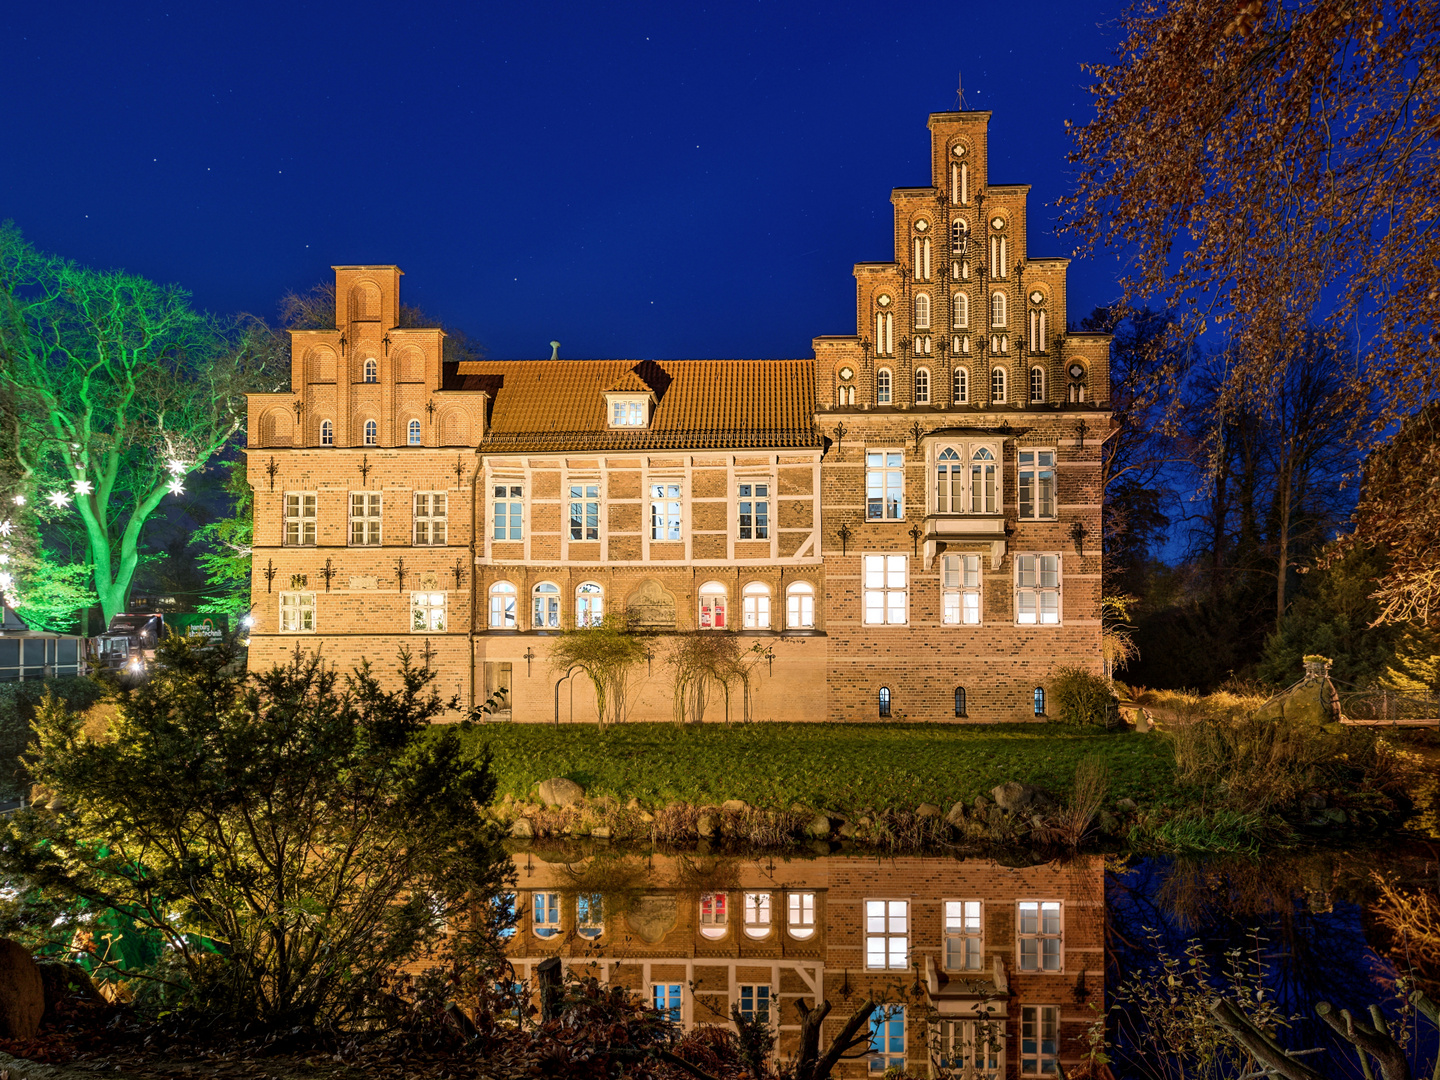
[47,490,71,509]
[0,553,8,564]
[0,574,12,591]
[167,458,188,475]
[0,520,11,537]
[73,479,94,496]
[167,478,185,495]
[11,495,24,506]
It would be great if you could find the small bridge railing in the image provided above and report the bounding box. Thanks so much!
[1338,688,1440,724]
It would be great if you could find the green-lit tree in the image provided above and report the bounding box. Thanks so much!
[191,457,253,619]
[0,223,278,624]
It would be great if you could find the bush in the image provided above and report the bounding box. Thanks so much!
[0,675,106,800]
[1048,667,1116,727]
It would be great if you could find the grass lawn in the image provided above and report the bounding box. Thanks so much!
[461,722,1180,814]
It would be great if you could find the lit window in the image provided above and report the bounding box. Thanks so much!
[699,581,727,629]
[278,591,315,633]
[1029,308,1048,353]
[363,358,377,382]
[1016,555,1061,625]
[489,581,517,629]
[363,419,378,445]
[942,554,981,625]
[699,893,728,939]
[991,366,1007,403]
[738,985,771,1023]
[955,160,969,205]
[283,493,317,546]
[569,484,600,541]
[1018,450,1056,519]
[410,591,447,632]
[1030,366,1046,403]
[743,892,772,938]
[914,367,930,404]
[408,418,422,445]
[532,582,560,629]
[650,483,682,541]
[990,232,1008,279]
[349,492,382,546]
[915,334,932,357]
[653,984,683,1023]
[914,292,931,330]
[1018,902,1062,971]
[786,582,815,629]
[738,483,769,539]
[863,555,907,625]
[869,1006,907,1074]
[953,366,969,403]
[320,419,334,446]
[577,893,603,939]
[533,892,560,938]
[875,311,894,356]
[935,448,963,513]
[954,333,972,356]
[991,334,1010,356]
[969,447,997,513]
[576,582,604,627]
[611,399,647,426]
[1021,1005,1059,1076]
[991,291,1007,327]
[866,900,908,969]
[878,686,892,718]
[936,1019,1003,1079]
[954,686,968,718]
[944,901,983,970]
[876,367,893,404]
[492,484,524,541]
[413,492,448,545]
[865,452,904,520]
[788,892,816,939]
[913,236,932,281]
[1034,686,1047,715]
[742,582,771,629]
[953,291,969,328]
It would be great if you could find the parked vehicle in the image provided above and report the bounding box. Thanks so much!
[91,613,228,674]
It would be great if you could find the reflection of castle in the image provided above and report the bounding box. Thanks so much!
[244,106,1112,724]
[505,852,1104,1077]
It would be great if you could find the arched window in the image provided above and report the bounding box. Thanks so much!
[532,582,560,629]
[953,367,969,404]
[489,581,517,629]
[991,366,1007,404]
[742,582,771,629]
[990,233,1008,279]
[1033,686,1046,716]
[991,292,1007,328]
[936,447,963,513]
[951,217,968,254]
[699,581,727,629]
[363,419,378,445]
[955,686,968,718]
[876,367,893,405]
[743,892,773,938]
[320,419,334,446]
[952,161,969,205]
[970,447,997,513]
[875,310,894,356]
[1029,308,1047,353]
[953,292,969,329]
[991,333,1009,356]
[577,894,603,939]
[954,333,972,356]
[576,582,604,627]
[786,582,815,629]
[699,893,728,939]
[407,418,422,445]
[1030,366,1046,404]
[532,892,560,939]
[913,236,932,281]
[363,358,378,383]
[878,686,892,719]
[914,293,931,330]
[914,367,930,405]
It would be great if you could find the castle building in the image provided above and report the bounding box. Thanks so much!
[245,109,1112,723]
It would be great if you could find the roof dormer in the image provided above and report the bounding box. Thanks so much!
[604,369,656,429]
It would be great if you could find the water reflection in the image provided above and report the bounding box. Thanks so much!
[505,849,1105,1076]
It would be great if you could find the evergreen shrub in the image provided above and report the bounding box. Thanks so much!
[1048,667,1116,728]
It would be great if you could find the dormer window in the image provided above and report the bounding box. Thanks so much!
[609,397,649,427]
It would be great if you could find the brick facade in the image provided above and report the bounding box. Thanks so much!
[245,108,1111,724]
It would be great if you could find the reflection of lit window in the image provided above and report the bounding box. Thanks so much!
[1018,901,1062,971]
[743,892,772,938]
[944,900,983,970]
[653,983,682,1023]
[738,984,771,1023]
[577,893,603,939]
[868,1005,906,1073]
[788,892,816,938]
[865,900,908,969]
[699,893,728,938]
[495,893,518,939]
[1021,1005,1059,1075]
[410,591,447,632]
[533,892,560,938]
[936,1019,1004,1079]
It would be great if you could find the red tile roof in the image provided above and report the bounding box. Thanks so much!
[445,359,819,452]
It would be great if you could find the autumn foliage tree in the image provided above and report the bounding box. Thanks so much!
[1062,0,1440,438]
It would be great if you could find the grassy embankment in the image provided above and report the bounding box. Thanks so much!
[463,721,1177,814]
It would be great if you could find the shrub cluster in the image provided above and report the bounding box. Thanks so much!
[0,675,105,800]
[1048,667,1116,727]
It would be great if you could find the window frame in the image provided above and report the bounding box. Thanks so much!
[492,482,524,541]
[935,1018,1004,1079]
[742,891,773,939]
[788,891,817,939]
[942,553,982,625]
[786,581,815,630]
[413,491,449,546]
[737,482,770,540]
[878,686,892,718]
[278,591,315,633]
[944,900,984,971]
[699,892,729,939]
[865,899,909,970]
[363,358,378,383]
[1017,900,1063,972]
[576,892,603,939]
[953,291,969,329]
[737,984,772,1024]
[868,1005,907,1074]
[1034,686,1047,716]
[576,581,604,627]
[649,481,682,542]
[876,367,893,404]
[568,482,600,542]
[489,581,518,630]
[741,582,771,630]
[914,291,931,330]
[914,366,930,404]
[363,418,378,445]
[653,983,684,1023]
[349,491,382,547]
[320,419,334,446]
[1030,365,1046,403]
[532,581,561,630]
[698,580,728,630]
[1018,449,1057,520]
[1021,1005,1060,1076]
[954,685,968,718]
[953,365,969,404]
[991,365,1008,403]
[865,451,905,521]
[609,396,649,428]
[409,590,447,633]
[1015,553,1062,625]
[407,418,422,445]
[863,554,908,626]
[532,891,561,939]
[283,492,317,547]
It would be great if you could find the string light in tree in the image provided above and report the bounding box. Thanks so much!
[73,479,94,496]
[0,520,11,537]
[167,478,185,496]
[12,495,24,506]
[47,490,71,509]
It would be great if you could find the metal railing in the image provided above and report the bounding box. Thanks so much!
[1338,688,1440,724]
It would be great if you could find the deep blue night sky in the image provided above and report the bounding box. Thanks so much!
[4,1,1122,360]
